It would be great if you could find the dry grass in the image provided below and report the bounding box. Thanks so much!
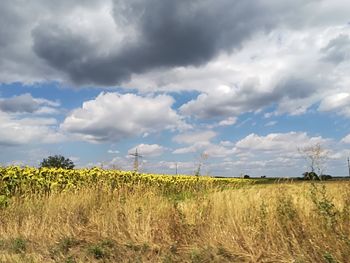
[1,182,350,262]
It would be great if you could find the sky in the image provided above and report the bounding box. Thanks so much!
[1,0,350,177]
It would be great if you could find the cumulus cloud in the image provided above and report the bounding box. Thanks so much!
[61,92,189,142]
[128,144,166,157]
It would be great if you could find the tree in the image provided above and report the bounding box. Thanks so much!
[194,152,209,176]
[298,143,329,179]
[40,155,75,169]
[302,171,319,181]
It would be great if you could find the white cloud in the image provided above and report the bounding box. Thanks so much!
[204,131,347,177]
[341,134,350,144]
[220,140,235,147]
[328,149,349,160]
[108,149,120,154]
[173,131,216,144]
[236,132,330,152]
[128,144,166,157]
[127,26,350,120]
[179,84,253,119]
[265,120,277,127]
[146,160,196,175]
[61,92,190,142]
[218,117,237,126]
[173,130,234,157]
[0,112,64,146]
[34,106,60,115]
[319,93,350,110]
[319,92,350,117]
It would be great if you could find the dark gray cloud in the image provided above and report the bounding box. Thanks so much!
[0,93,59,114]
[0,0,104,83]
[0,0,348,87]
[275,77,319,100]
[30,0,321,86]
[31,23,96,79]
[0,94,39,113]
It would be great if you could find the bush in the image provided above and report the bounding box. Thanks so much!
[320,174,333,181]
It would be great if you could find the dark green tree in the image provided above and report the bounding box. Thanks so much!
[40,155,75,169]
[302,171,320,181]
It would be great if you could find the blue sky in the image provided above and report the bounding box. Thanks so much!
[0,0,350,177]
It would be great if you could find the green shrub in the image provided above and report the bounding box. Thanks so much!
[88,245,105,259]
[10,237,27,253]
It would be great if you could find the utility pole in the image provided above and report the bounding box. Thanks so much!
[347,157,350,177]
[129,148,143,173]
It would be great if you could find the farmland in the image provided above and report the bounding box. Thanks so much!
[1,167,350,262]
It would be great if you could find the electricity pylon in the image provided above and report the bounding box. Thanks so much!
[129,148,143,172]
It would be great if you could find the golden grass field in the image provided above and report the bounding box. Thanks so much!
[1,168,350,262]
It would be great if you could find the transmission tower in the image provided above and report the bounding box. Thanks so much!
[129,148,143,172]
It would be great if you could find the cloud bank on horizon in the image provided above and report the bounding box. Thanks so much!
[0,0,350,176]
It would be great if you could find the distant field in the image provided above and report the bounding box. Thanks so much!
[1,167,350,262]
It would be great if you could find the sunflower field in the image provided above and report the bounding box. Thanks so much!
[0,166,259,199]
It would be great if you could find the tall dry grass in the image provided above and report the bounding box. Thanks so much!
[1,182,350,262]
